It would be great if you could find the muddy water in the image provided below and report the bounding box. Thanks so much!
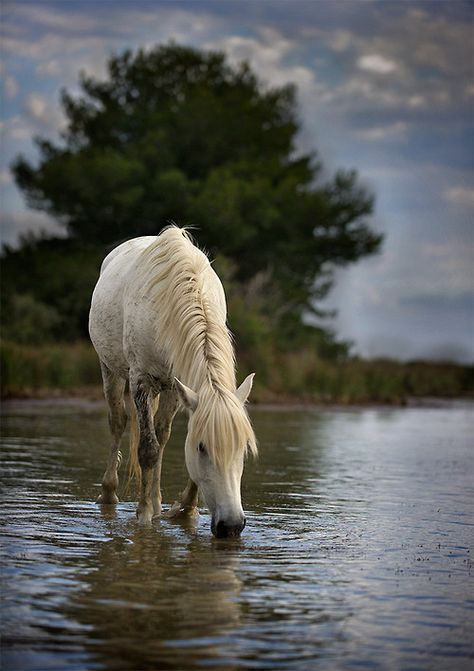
[1,400,473,670]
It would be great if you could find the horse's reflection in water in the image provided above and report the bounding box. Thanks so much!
[64,511,243,670]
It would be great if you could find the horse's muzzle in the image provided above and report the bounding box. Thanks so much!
[212,516,246,538]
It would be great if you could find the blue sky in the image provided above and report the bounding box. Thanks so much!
[1,0,473,362]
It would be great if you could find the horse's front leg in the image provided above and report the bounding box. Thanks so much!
[151,389,179,517]
[130,375,161,524]
[164,478,199,519]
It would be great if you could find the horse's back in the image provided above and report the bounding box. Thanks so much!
[89,228,227,380]
[121,227,227,375]
[100,236,157,275]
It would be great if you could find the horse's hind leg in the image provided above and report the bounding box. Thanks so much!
[97,362,127,504]
[151,389,180,517]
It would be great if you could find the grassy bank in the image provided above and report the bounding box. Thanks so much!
[1,341,101,398]
[1,340,472,404]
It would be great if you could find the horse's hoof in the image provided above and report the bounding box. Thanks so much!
[136,507,153,524]
[163,501,198,519]
[96,492,119,504]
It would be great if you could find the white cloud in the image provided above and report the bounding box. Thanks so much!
[211,30,292,76]
[3,33,110,77]
[1,115,33,140]
[407,94,425,108]
[23,93,65,134]
[331,75,406,109]
[443,186,474,209]
[309,6,471,124]
[355,121,408,142]
[12,4,101,33]
[24,93,48,121]
[416,241,474,295]
[0,169,12,185]
[0,209,65,246]
[2,5,221,95]
[326,29,354,53]
[36,59,61,77]
[4,75,18,99]
[357,53,398,75]
[208,28,319,104]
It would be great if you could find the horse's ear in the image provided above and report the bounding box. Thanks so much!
[236,373,255,404]
[175,378,198,412]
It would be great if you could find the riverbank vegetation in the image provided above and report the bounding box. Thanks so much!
[1,340,472,404]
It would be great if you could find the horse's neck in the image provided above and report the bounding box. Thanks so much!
[177,324,236,395]
[142,228,236,392]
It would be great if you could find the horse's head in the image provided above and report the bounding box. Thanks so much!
[175,374,257,538]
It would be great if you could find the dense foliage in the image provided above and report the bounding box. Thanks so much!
[6,44,381,352]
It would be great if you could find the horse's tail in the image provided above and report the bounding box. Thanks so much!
[128,395,160,490]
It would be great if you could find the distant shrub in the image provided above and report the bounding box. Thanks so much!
[1,293,61,344]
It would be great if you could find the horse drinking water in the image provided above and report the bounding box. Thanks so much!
[89,226,257,537]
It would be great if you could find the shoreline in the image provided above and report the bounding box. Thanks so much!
[1,389,472,411]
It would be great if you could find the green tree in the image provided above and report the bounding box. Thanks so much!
[11,43,381,334]
[1,235,104,340]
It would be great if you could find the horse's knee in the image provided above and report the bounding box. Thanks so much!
[138,439,159,471]
[153,392,178,445]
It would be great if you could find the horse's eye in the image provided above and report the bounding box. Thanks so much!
[198,442,206,454]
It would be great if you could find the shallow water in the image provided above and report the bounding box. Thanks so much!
[1,399,473,671]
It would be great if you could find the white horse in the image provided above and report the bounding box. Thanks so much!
[89,226,257,537]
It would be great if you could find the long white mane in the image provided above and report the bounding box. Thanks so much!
[136,226,257,466]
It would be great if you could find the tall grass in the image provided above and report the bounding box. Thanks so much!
[2,340,471,404]
[1,341,101,397]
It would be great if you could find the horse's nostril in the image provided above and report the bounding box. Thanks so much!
[214,518,246,538]
[216,520,227,538]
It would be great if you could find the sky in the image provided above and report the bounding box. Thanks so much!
[1,0,473,362]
